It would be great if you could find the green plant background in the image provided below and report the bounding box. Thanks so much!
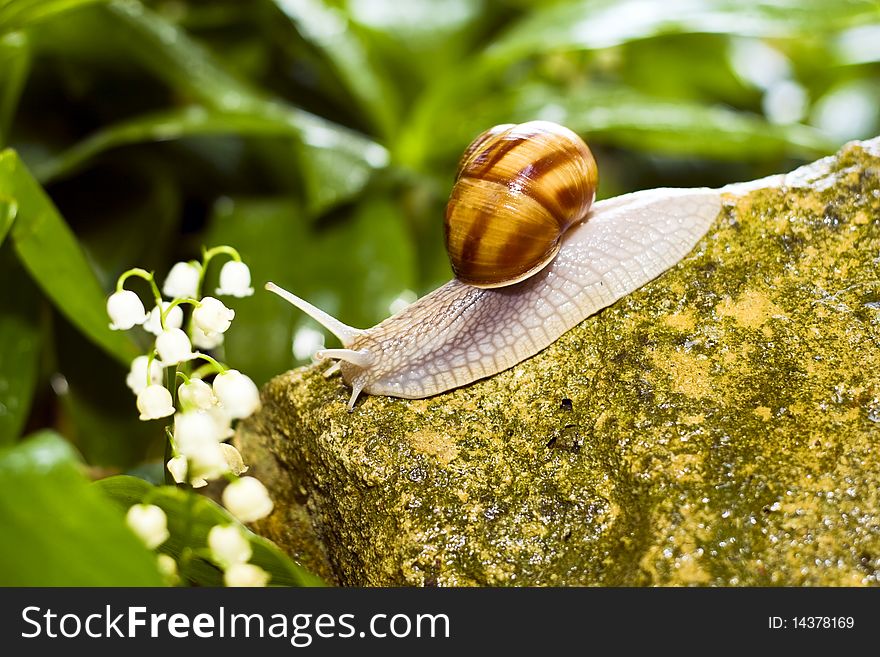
[0,0,878,585]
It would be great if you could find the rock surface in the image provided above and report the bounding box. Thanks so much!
[238,138,880,586]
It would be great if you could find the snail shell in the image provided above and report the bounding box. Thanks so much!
[444,121,599,288]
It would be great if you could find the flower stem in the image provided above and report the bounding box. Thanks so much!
[161,297,200,326]
[163,427,174,486]
[165,425,177,453]
[198,245,242,294]
[117,268,163,308]
[191,351,227,374]
[145,350,160,389]
[203,245,242,264]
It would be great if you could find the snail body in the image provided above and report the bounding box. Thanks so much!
[445,121,599,288]
[266,121,724,410]
[266,191,722,410]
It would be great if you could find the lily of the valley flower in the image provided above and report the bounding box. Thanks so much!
[192,297,235,336]
[208,525,252,569]
[178,378,216,411]
[173,411,228,480]
[224,563,270,587]
[216,260,254,297]
[220,443,248,476]
[143,301,184,336]
[191,329,224,350]
[126,355,164,395]
[107,290,148,330]
[222,476,273,523]
[173,409,225,446]
[212,370,261,419]
[155,328,195,365]
[166,455,188,485]
[208,406,235,440]
[162,261,201,299]
[126,504,169,549]
[156,554,179,586]
[136,384,175,421]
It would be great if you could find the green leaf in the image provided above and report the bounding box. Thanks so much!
[0,149,139,363]
[97,475,325,587]
[485,0,880,66]
[36,108,285,182]
[511,85,834,160]
[345,0,482,54]
[0,0,109,35]
[39,112,382,218]
[415,82,834,168]
[0,192,13,245]
[0,31,29,147]
[204,193,417,385]
[271,0,397,138]
[0,431,164,585]
[0,242,40,445]
[104,0,388,214]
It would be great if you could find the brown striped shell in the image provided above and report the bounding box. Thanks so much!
[444,121,599,288]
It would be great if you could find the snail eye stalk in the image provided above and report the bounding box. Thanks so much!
[265,282,363,347]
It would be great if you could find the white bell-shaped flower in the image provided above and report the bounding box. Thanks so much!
[162,261,201,299]
[216,260,254,297]
[166,455,188,484]
[192,297,235,336]
[220,443,248,476]
[208,525,252,569]
[136,384,175,421]
[126,504,169,549]
[107,290,148,330]
[155,328,195,365]
[178,378,216,411]
[209,406,235,440]
[173,411,227,481]
[156,554,179,586]
[222,476,273,523]
[213,370,261,419]
[143,301,184,336]
[191,329,224,350]
[174,410,224,448]
[224,563,270,587]
[189,446,227,481]
[126,355,163,395]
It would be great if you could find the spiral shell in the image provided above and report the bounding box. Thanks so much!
[444,120,599,288]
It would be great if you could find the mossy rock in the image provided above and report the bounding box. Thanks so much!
[237,138,880,586]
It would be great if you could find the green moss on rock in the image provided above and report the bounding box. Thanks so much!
[237,138,880,586]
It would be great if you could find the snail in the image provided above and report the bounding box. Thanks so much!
[266,121,723,410]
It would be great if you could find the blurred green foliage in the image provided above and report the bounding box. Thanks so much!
[0,431,164,585]
[0,0,878,468]
[98,474,325,586]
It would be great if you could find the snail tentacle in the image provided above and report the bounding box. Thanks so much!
[316,348,376,369]
[347,379,367,412]
[265,281,363,346]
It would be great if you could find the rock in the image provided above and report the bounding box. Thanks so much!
[237,138,880,586]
